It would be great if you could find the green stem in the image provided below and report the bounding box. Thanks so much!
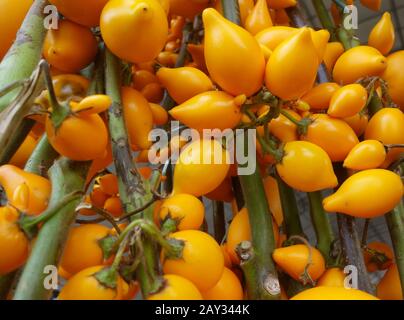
[105,49,163,297]
[0,0,47,112]
[311,0,337,40]
[367,92,383,117]
[213,201,226,243]
[221,0,241,24]
[24,135,58,176]
[238,135,280,300]
[13,158,90,300]
[275,173,304,238]
[307,191,336,266]
[385,201,404,298]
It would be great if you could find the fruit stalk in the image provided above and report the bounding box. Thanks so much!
[308,191,336,266]
[0,0,47,112]
[220,0,280,300]
[385,201,404,298]
[239,135,280,300]
[105,48,163,297]
[275,173,304,238]
[311,0,337,40]
[13,158,90,300]
[24,136,58,176]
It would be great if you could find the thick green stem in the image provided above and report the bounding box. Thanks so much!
[24,136,58,176]
[308,191,336,266]
[385,201,404,298]
[0,0,47,112]
[13,158,90,300]
[275,173,304,238]
[367,93,383,117]
[238,145,280,299]
[105,49,163,297]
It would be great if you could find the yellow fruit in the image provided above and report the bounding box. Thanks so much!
[323,169,403,218]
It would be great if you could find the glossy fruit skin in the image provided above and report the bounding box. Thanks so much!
[0,0,32,59]
[0,165,51,216]
[49,0,109,27]
[227,207,279,264]
[291,287,379,300]
[368,12,395,56]
[263,175,284,226]
[323,42,344,73]
[261,109,301,142]
[98,174,119,196]
[163,230,225,291]
[0,207,29,275]
[121,86,154,150]
[265,28,319,100]
[203,8,265,97]
[301,82,340,110]
[9,134,37,168]
[157,67,214,104]
[323,169,403,218]
[328,84,368,118]
[310,28,330,61]
[201,267,244,300]
[377,264,403,300]
[173,139,230,197]
[245,0,273,35]
[343,140,386,170]
[43,20,98,73]
[159,194,205,231]
[255,26,297,51]
[46,113,109,161]
[104,196,124,218]
[364,241,394,273]
[149,103,169,126]
[148,274,202,300]
[58,266,125,300]
[100,0,168,63]
[333,46,387,84]
[316,268,346,288]
[60,224,111,276]
[381,51,404,109]
[273,244,325,282]
[71,95,112,116]
[364,108,404,167]
[169,91,244,131]
[343,113,369,137]
[303,114,359,162]
[52,74,90,101]
[276,141,338,192]
[169,0,207,19]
